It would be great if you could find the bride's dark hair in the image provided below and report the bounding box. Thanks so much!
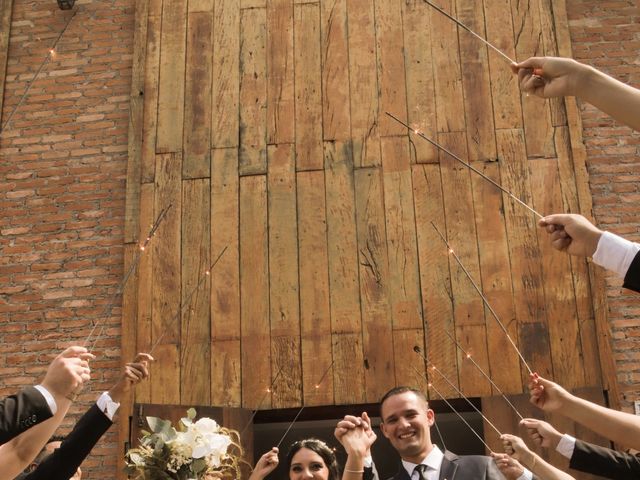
[286,438,340,480]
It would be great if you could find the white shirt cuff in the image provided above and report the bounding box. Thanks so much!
[592,231,640,278]
[556,434,576,459]
[96,391,120,420]
[363,455,372,468]
[518,468,533,480]
[34,385,57,415]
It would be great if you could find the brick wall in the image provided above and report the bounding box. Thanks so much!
[0,0,639,478]
[566,0,640,412]
[0,0,134,477]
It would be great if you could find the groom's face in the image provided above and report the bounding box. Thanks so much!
[380,391,435,462]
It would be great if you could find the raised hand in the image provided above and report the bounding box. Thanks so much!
[529,373,571,412]
[335,412,377,457]
[249,447,279,480]
[537,214,602,257]
[520,418,563,449]
[108,353,154,402]
[511,56,588,99]
[492,452,525,480]
[41,346,95,400]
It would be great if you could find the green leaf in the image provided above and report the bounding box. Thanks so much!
[192,458,207,473]
[187,408,197,420]
[147,416,173,434]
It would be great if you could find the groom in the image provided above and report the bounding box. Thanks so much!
[335,386,531,479]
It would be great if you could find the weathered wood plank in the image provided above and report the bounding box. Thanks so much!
[321,0,350,141]
[429,0,465,133]
[150,344,180,404]
[268,144,299,336]
[411,163,457,397]
[212,0,240,148]
[511,0,554,158]
[298,170,333,406]
[324,140,361,334]
[136,182,155,403]
[152,153,182,344]
[0,0,13,122]
[267,0,294,144]
[189,0,213,13]
[141,13,161,183]
[211,148,241,404]
[393,328,426,387]
[211,339,241,407]
[239,8,267,175]
[455,324,492,397]
[496,129,553,380]
[240,175,270,408]
[272,336,302,408]
[118,243,138,478]
[156,0,187,153]
[294,3,323,171]
[124,0,149,242]
[183,12,212,179]
[554,126,601,387]
[181,179,211,404]
[333,333,366,405]
[456,0,496,162]
[381,136,422,331]
[402,0,437,163]
[531,159,585,389]
[346,0,380,167]
[538,0,567,127]
[470,161,522,394]
[483,0,522,129]
[355,167,394,402]
[374,0,406,137]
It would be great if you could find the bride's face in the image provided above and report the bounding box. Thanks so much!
[288,447,330,480]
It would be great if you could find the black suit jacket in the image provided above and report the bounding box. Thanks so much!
[623,251,640,292]
[367,450,506,480]
[22,403,113,480]
[0,386,53,445]
[569,438,640,480]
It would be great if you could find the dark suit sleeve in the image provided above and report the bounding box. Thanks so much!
[623,251,640,292]
[569,438,640,480]
[23,403,113,480]
[0,386,53,445]
[364,461,380,480]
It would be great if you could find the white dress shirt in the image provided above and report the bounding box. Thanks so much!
[593,231,640,277]
[34,384,57,414]
[556,434,577,459]
[96,391,120,421]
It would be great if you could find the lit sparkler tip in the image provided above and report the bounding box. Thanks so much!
[205,271,210,275]
[427,383,432,387]
[314,384,320,389]
[466,354,471,359]
[139,245,145,251]
[448,248,454,254]
[266,388,271,393]
[431,366,436,371]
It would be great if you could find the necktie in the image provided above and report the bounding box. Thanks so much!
[414,464,430,480]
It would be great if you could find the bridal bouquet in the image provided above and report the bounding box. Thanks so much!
[125,408,243,479]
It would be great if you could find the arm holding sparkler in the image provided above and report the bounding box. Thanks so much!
[538,213,640,292]
[522,417,640,480]
[248,447,279,480]
[511,56,640,132]
[334,413,377,480]
[496,434,575,480]
[530,374,640,450]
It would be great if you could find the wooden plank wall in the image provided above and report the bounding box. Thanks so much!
[122,0,615,417]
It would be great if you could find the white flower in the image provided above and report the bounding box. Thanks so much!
[177,416,232,462]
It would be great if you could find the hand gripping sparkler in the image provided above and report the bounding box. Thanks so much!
[431,222,534,376]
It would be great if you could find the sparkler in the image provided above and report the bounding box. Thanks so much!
[422,0,515,65]
[239,366,284,437]
[149,245,229,354]
[275,360,335,448]
[413,346,502,438]
[430,222,534,376]
[412,365,494,453]
[1,10,78,134]
[443,329,524,421]
[84,204,172,351]
[385,112,543,220]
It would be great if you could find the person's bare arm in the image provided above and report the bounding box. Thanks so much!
[512,56,640,132]
[530,374,640,450]
[497,434,575,480]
